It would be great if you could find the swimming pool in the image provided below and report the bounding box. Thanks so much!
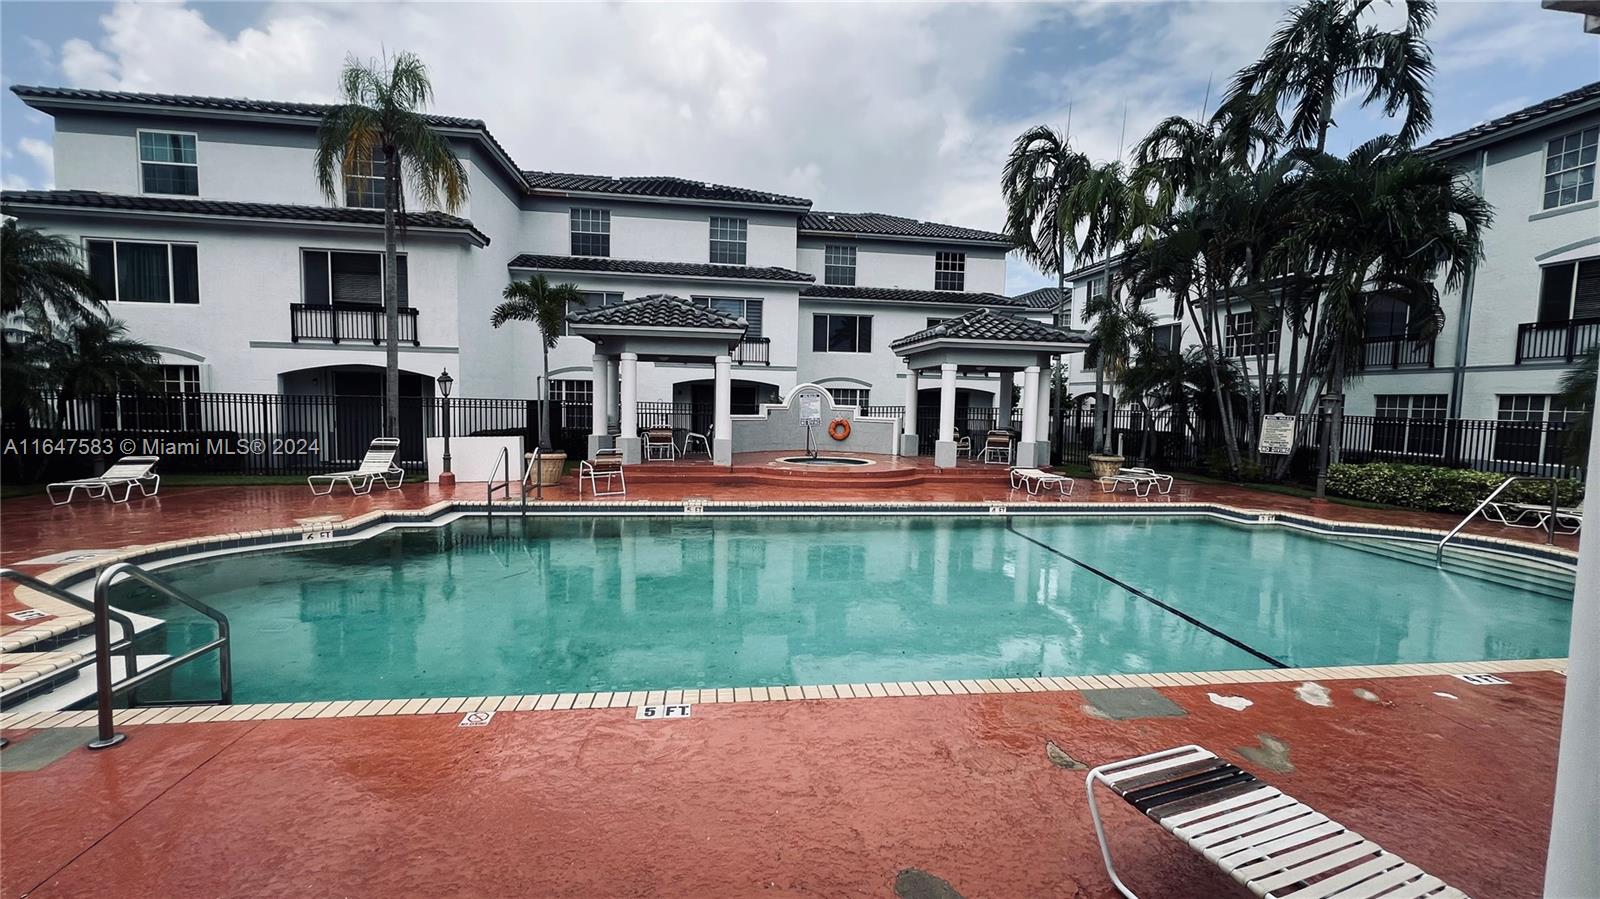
[114,515,1574,704]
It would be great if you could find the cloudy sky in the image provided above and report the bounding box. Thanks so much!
[1,1,1594,291]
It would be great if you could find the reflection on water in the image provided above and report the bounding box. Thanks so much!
[116,516,1573,703]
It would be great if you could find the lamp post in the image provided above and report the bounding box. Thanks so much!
[437,369,455,488]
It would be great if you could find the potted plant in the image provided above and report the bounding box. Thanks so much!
[492,274,581,484]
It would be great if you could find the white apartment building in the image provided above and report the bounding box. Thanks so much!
[2,85,1058,462]
[1061,80,1599,449]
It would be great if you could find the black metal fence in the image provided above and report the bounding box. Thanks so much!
[1516,317,1600,364]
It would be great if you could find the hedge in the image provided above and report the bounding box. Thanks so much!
[1325,462,1584,514]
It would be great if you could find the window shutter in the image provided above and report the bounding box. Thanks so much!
[859,316,872,352]
[87,240,117,301]
[1538,262,1577,323]
[812,314,827,352]
[1573,259,1600,319]
[171,245,199,304]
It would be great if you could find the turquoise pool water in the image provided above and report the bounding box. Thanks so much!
[118,516,1574,703]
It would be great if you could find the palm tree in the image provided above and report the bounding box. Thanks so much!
[491,275,583,451]
[1083,285,1157,454]
[1295,135,1491,493]
[314,51,469,437]
[1557,345,1596,466]
[1003,125,1092,449]
[1,220,107,328]
[1222,0,1436,152]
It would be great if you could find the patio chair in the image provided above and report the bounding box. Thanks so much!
[1098,466,1174,497]
[980,430,1013,465]
[643,428,678,462]
[955,432,973,459]
[307,437,404,496]
[1086,744,1469,899]
[1009,467,1073,496]
[682,423,712,459]
[1483,501,1582,535]
[46,456,161,505]
[580,447,626,497]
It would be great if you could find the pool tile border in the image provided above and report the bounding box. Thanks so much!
[0,657,1568,731]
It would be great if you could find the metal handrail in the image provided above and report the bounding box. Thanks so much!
[486,445,512,513]
[1435,475,1561,564]
[522,445,542,510]
[88,562,232,749]
[0,568,142,693]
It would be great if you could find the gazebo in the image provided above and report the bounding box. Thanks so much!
[567,294,747,465]
[890,309,1089,468]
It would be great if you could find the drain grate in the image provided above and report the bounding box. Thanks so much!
[1455,673,1511,685]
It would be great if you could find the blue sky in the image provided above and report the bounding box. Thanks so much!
[2,1,1596,291]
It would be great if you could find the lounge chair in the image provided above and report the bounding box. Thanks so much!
[47,456,161,505]
[1098,466,1174,497]
[307,437,404,496]
[1483,501,1581,535]
[682,423,712,459]
[1010,467,1074,496]
[1086,745,1469,899]
[980,430,1014,465]
[643,428,677,462]
[580,447,626,496]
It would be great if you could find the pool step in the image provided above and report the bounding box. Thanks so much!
[0,612,168,712]
[1341,537,1575,598]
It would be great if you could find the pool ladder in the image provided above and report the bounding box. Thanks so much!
[1435,475,1562,565]
[0,563,231,750]
[486,445,539,516]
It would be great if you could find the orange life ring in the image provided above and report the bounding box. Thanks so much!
[827,418,851,441]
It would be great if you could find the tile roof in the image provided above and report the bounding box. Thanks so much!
[800,284,1023,307]
[800,211,1010,245]
[508,254,813,283]
[1420,80,1600,157]
[890,309,1087,350]
[0,190,490,244]
[1012,287,1064,309]
[524,171,810,208]
[566,294,746,330]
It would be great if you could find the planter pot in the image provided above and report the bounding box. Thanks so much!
[1088,453,1125,479]
[526,451,567,486]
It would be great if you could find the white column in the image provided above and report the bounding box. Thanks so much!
[617,352,641,464]
[1019,365,1041,468]
[713,354,733,466]
[997,374,1014,430]
[605,358,619,431]
[934,363,959,468]
[1034,370,1052,444]
[900,363,920,456]
[587,354,610,457]
[1545,360,1600,897]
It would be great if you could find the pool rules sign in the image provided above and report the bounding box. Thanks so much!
[1259,414,1296,455]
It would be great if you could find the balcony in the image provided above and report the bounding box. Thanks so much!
[732,337,770,365]
[291,303,419,347]
[1358,335,1434,370]
[1516,317,1600,364]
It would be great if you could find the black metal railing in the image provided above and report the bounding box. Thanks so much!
[732,337,770,365]
[636,402,715,440]
[1358,336,1435,370]
[290,303,420,346]
[1516,317,1600,364]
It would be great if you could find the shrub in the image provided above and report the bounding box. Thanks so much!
[1324,462,1584,514]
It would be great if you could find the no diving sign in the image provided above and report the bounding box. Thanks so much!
[458,710,495,727]
[636,704,692,720]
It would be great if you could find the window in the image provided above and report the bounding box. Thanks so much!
[824,245,856,286]
[806,544,865,580]
[934,251,965,292]
[1150,323,1181,354]
[1374,394,1447,457]
[344,143,387,209]
[1544,126,1598,210]
[550,379,595,428]
[1225,310,1278,356]
[102,365,202,432]
[564,291,623,335]
[301,250,407,306]
[138,131,198,196]
[827,388,869,409]
[1537,258,1600,323]
[1495,394,1585,466]
[812,313,872,353]
[86,240,199,304]
[925,317,951,329]
[709,216,748,265]
[692,297,763,338]
[1364,294,1411,338]
[570,208,611,257]
[1087,275,1107,302]
[156,364,201,394]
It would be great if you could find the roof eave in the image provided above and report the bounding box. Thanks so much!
[1423,95,1600,160]
[568,323,746,339]
[528,186,811,212]
[798,228,1011,248]
[508,259,811,285]
[0,200,491,247]
[891,335,1089,355]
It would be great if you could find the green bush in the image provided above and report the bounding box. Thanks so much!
[1325,462,1584,514]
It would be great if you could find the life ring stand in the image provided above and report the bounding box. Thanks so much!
[827,418,851,441]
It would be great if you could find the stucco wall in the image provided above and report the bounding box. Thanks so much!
[520,197,801,269]
[796,237,1007,294]
[728,385,900,454]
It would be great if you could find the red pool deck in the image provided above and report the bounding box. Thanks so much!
[0,672,1565,898]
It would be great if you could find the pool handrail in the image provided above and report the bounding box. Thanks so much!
[88,561,232,749]
[486,445,534,516]
[1435,475,1561,565]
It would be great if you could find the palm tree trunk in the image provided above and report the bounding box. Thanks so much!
[1190,281,1242,476]
[383,148,400,438]
[539,343,552,451]
[1048,237,1066,463]
[1093,365,1106,455]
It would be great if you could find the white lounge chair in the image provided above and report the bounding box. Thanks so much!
[307,437,404,496]
[980,430,1014,465]
[47,456,161,505]
[580,447,626,497]
[1098,466,1174,497]
[643,428,677,461]
[1087,745,1469,899]
[1483,500,1581,535]
[1010,467,1074,496]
